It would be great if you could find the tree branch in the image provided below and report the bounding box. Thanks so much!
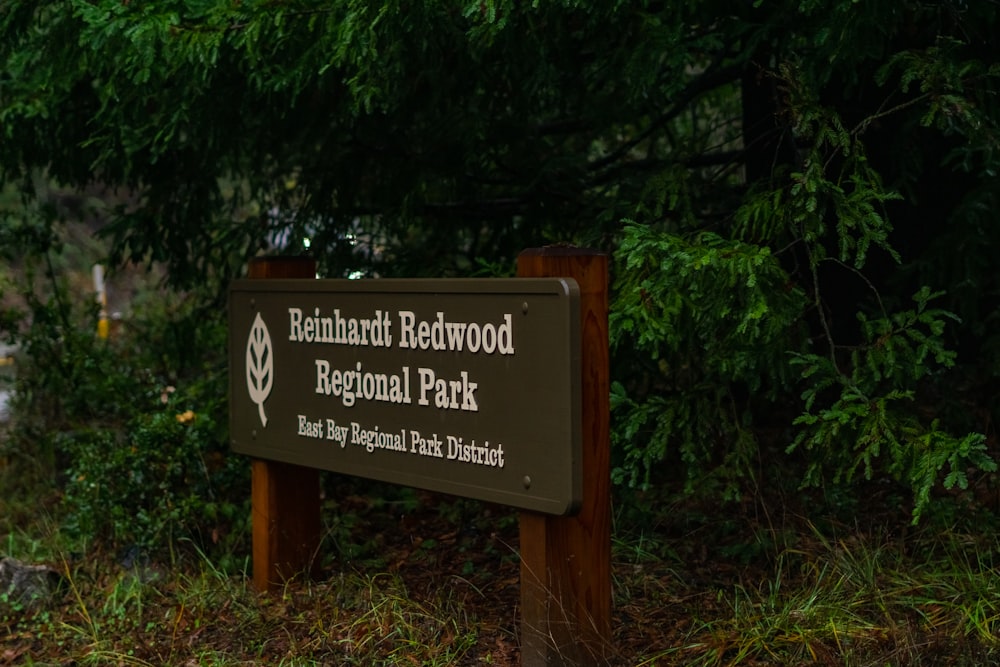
[586,60,745,175]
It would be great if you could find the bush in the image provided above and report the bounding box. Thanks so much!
[0,216,247,556]
[608,100,998,520]
[61,403,247,553]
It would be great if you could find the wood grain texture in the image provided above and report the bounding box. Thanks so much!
[517,247,612,666]
[248,256,321,592]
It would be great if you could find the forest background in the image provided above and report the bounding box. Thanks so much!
[1,1,1000,665]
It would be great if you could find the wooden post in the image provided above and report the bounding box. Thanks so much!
[247,256,322,592]
[517,248,612,666]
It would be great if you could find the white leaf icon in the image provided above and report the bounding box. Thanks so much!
[246,312,274,428]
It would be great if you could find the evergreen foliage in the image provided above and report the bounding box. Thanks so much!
[2,1,999,523]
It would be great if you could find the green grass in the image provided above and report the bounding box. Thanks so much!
[4,454,1000,666]
[3,545,499,665]
[607,506,1000,666]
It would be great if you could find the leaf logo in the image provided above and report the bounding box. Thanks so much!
[246,312,274,428]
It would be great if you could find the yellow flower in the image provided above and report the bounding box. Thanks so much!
[176,410,196,424]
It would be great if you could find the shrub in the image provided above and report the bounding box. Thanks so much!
[61,402,248,553]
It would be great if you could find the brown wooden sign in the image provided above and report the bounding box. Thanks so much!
[229,278,581,515]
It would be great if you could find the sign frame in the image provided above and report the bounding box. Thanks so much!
[229,277,582,516]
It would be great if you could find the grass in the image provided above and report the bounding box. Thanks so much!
[4,541,499,665]
[4,454,1000,665]
[606,500,1000,666]
[3,210,997,665]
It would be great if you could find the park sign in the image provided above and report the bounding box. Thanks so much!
[229,278,582,515]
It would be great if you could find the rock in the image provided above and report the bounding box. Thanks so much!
[0,557,62,609]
